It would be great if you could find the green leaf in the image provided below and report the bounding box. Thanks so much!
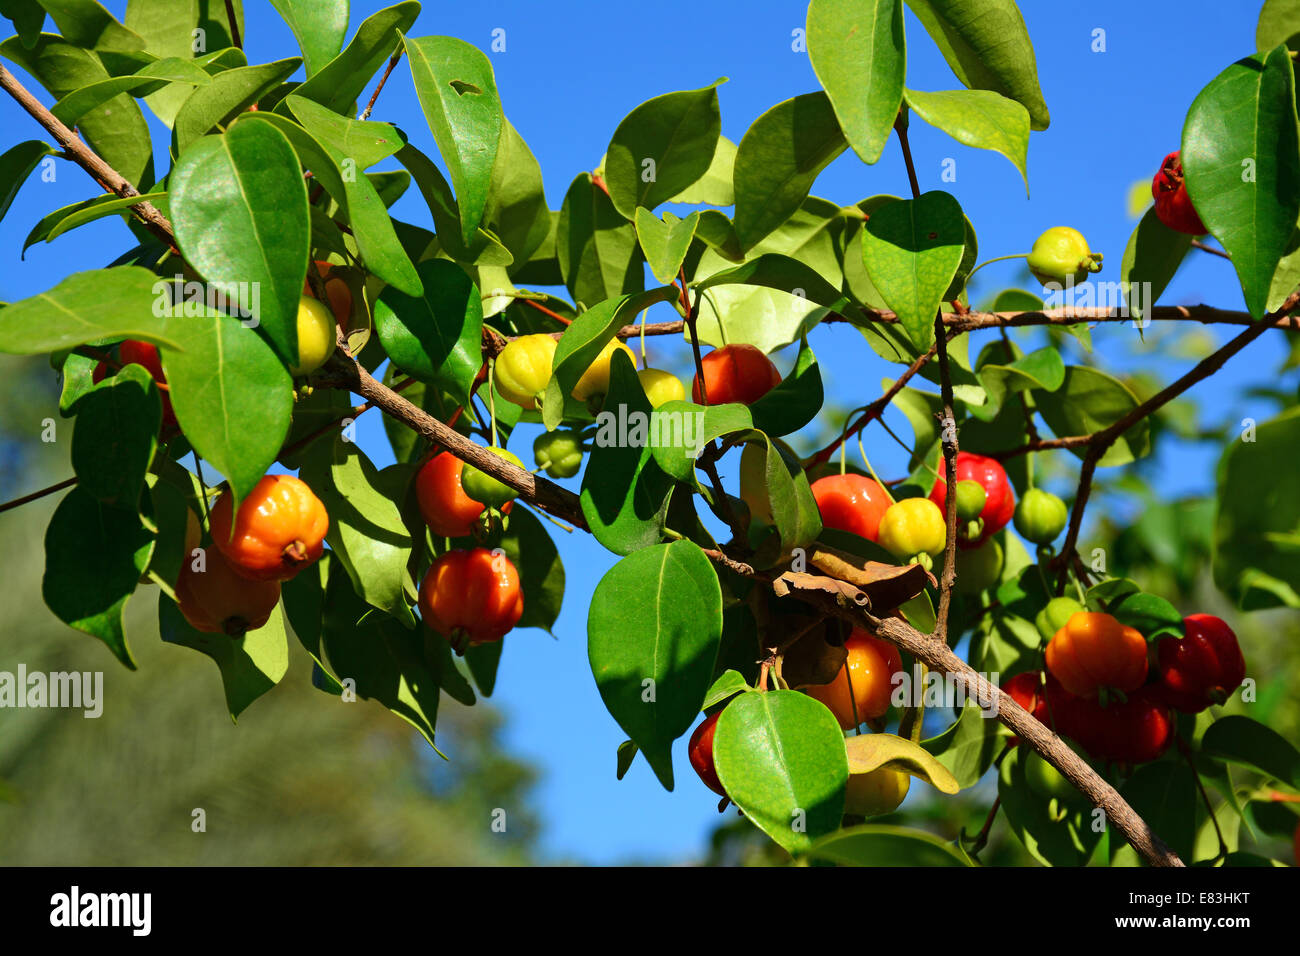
[1258,0,1300,51]
[1107,590,1184,641]
[733,92,846,250]
[237,111,421,297]
[667,135,736,206]
[43,486,153,668]
[903,0,1050,130]
[587,539,723,790]
[497,506,564,632]
[748,339,824,438]
[1,0,44,48]
[739,432,822,559]
[806,824,970,866]
[159,596,289,720]
[123,0,210,126]
[169,122,310,368]
[1119,207,1194,322]
[159,312,294,504]
[0,140,55,227]
[603,82,722,219]
[299,435,416,627]
[616,740,638,780]
[922,699,1006,789]
[0,267,180,354]
[49,58,210,126]
[1,34,154,187]
[861,191,966,347]
[374,259,483,405]
[903,87,1029,189]
[1035,365,1150,467]
[71,363,160,509]
[37,0,143,51]
[1182,46,1300,318]
[172,56,301,155]
[284,94,404,170]
[556,172,643,307]
[543,286,677,430]
[404,34,503,244]
[713,689,848,854]
[647,401,752,482]
[269,0,348,76]
[998,743,1101,866]
[464,641,503,698]
[280,555,344,693]
[289,1,419,115]
[702,669,752,709]
[320,564,440,750]
[976,346,1064,418]
[1116,762,1198,865]
[634,209,699,285]
[482,118,551,266]
[695,252,852,315]
[23,190,169,253]
[579,349,676,554]
[807,0,905,165]
[1214,407,1300,609]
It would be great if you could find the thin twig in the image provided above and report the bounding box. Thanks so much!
[359,50,403,121]
[224,0,241,49]
[0,476,77,515]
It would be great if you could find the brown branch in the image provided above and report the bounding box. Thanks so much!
[988,434,1091,461]
[359,50,403,121]
[224,0,242,49]
[0,476,78,515]
[1191,240,1231,261]
[932,320,961,644]
[0,65,175,247]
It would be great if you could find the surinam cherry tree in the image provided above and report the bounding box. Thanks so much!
[1,0,1299,868]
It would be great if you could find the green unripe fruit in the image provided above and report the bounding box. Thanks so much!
[1014,488,1069,545]
[955,537,1003,595]
[1035,596,1086,642]
[1027,226,1102,287]
[533,430,583,479]
[1023,742,1090,810]
[954,480,987,523]
[461,447,525,508]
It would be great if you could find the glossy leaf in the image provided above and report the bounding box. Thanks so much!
[0,267,180,354]
[289,1,419,114]
[42,486,153,669]
[482,118,550,266]
[0,140,55,227]
[807,825,970,866]
[667,135,736,206]
[49,57,209,126]
[998,743,1101,866]
[1201,715,1300,789]
[1119,208,1194,322]
[285,94,405,170]
[24,190,169,253]
[169,121,310,367]
[269,0,348,76]
[374,259,482,405]
[634,209,699,285]
[903,0,1050,130]
[579,350,676,554]
[70,363,160,509]
[807,0,905,165]
[37,0,143,51]
[1035,365,1150,467]
[713,689,848,854]
[748,339,824,438]
[404,34,503,244]
[976,346,1064,418]
[497,507,564,632]
[299,435,416,627]
[603,82,721,219]
[649,401,752,482]
[861,191,966,347]
[903,87,1029,189]
[159,312,294,504]
[733,92,846,250]
[1116,762,1198,865]
[1182,46,1300,317]
[845,733,960,793]
[587,540,724,789]
[556,172,643,308]
[237,111,421,297]
[172,57,301,155]
[159,597,289,720]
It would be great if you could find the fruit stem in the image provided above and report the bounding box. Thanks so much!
[857,436,897,507]
[192,452,212,527]
[963,253,1029,285]
[486,357,500,449]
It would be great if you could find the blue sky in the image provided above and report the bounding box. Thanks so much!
[0,1,1274,863]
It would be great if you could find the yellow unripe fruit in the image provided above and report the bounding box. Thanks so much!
[291,296,337,376]
[844,768,910,816]
[637,367,686,408]
[494,334,557,410]
[572,339,636,401]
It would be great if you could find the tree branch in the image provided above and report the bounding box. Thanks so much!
[0,65,175,248]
